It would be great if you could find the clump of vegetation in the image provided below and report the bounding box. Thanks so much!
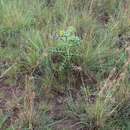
[0,0,35,32]
[0,0,130,130]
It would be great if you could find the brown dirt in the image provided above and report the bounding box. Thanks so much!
[0,82,23,129]
[54,119,82,130]
[0,79,87,130]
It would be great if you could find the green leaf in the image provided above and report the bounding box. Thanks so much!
[0,116,8,128]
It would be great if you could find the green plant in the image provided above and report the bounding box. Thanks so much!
[0,0,35,32]
[51,26,81,72]
[19,30,45,74]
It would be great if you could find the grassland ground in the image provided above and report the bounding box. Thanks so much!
[1,0,130,130]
